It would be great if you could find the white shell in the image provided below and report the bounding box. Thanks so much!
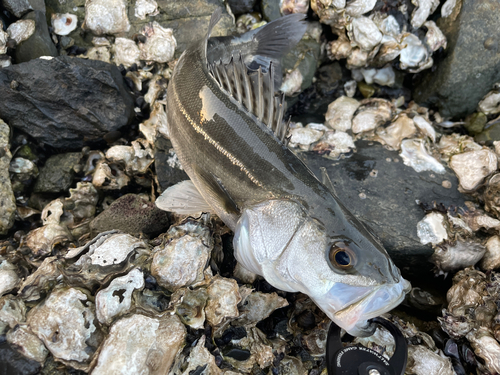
[6,325,49,363]
[9,157,36,174]
[359,66,395,86]
[85,46,111,63]
[431,240,486,272]
[179,335,221,374]
[92,314,186,375]
[51,13,78,36]
[467,328,500,374]
[27,288,100,368]
[449,149,498,191]
[280,68,303,96]
[17,256,60,302]
[0,29,8,54]
[406,345,454,375]
[112,37,141,68]
[350,16,382,51]
[205,276,241,326]
[352,99,393,134]
[0,260,19,297]
[134,0,159,20]
[7,19,35,44]
[280,0,309,15]
[345,0,377,17]
[84,0,130,35]
[399,34,429,70]
[106,139,154,175]
[410,0,439,28]
[480,235,500,271]
[141,102,169,141]
[441,0,457,18]
[0,295,26,334]
[344,80,357,97]
[400,139,445,174]
[92,161,130,189]
[288,123,324,150]
[325,96,360,131]
[423,21,447,52]
[151,220,213,291]
[234,292,288,326]
[314,130,356,159]
[376,114,416,150]
[139,22,176,63]
[478,90,500,115]
[95,268,145,325]
[416,212,448,245]
[413,115,436,142]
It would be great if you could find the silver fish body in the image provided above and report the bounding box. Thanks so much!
[163,10,410,336]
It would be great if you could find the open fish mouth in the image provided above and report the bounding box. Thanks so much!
[313,277,411,336]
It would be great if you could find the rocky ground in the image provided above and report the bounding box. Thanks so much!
[1,0,500,374]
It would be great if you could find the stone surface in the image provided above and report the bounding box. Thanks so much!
[154,136,189,191]
[90,194,170,237]
[0,56,135,149]
[227,0,257,15]
[262,0,281,21]
[282,38,321,95]
[2,0,33,18]
[33,152,81,193]
[0,119,16,235]
[299,140,467,277]
[15,11,58,63]
[0,342,41,375]
[414,0,500,118]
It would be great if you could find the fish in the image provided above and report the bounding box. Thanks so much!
[158,8,411,336]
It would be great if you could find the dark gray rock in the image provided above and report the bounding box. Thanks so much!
[129,0,235,58]
[154,136,189,192]
[227,0,257,15]
[33,152,82,193]
[27,0,45,12]
[90,194,170,237]
[0,341,40,375]
[261,0,281,21]
[414,0,500,119]
[0,56,135,149]
[300,140,467,278]
[15,11,58,63]
[2,0,33,18]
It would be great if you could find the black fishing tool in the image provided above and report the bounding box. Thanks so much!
[326,317,408,375]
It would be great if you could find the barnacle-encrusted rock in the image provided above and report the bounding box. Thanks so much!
[410,0,440,28]
[399,34,431,72]
[90,194,169,236]
[400,139,445,174]
[416,212,448,245]
[423,21,447,52]
[325,96,360,131]
[27,287,102,370]
[139,22,176,63]
[0,119,16,235]
[234,291,288,327]
[0,295,26,334]
[84,0,130,35]
[6,325,49,363]
[112,38,141,68]
[205,276,241,326]
[449,149,498,191]
[151,219,212,291]
[288,123,325,150]
[18,256,61,302]
[485,174,500,220]
[105,139,154,175]
[349,16,382,51]
[34,152,81,193]
[134,0,159,20]
[352,99,393,134]
[95,268,145,325]
[92,313,186,375]
[92,161,130,189]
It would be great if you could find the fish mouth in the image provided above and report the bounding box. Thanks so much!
[313,277,411,337]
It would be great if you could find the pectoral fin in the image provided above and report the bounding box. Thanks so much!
[155,180,214,214]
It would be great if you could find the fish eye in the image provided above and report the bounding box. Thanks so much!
[328,242,356,271]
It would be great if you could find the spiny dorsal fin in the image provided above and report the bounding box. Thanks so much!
[209,56,290,145]
[206,8,222,40]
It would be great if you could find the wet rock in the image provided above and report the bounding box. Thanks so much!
[262,0,281,21]
[2,0,33,18]
[90,194,169,237]
[15,11,58,63]
[33,152,81,193]
[414,0,500,118]
[227,0,257,15]
[92,313,186,375]
[0,56,135,149]
[154,136,189,191]
[0,119,16,235]
[300,140,467,276]
[0,341,41,375]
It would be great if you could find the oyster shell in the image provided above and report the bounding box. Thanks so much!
[478,90,500,115]
[352,99,393,134]
[288,123,325,150]
[112,38,141,68]
[95,268,145,325]
[480,235,500,271]
[349,16,382,51]
[84,0,130,35]
[139,22,176,63]
[234,291,288,327]
[400,139,445,174]
[205,276,241,326]
[375,114,416,150]
[416,212,448,245]
[7,19,35,44]
[410,0,440,28]
[6,325,49,363]
[92,313,186,374]
[325,96,360,131]
[0,259,19,296]
[406,344,454,375]
[431,240,486,273]
[27,287,102,370]
[449,149,498,191]
[51,13,78,36]
[171,286,208,329]
[0,295,26,334]
[134,0,159,20]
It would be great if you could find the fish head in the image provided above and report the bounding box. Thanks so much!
[234,199,411,337]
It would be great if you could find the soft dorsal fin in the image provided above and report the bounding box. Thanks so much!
[208,56,290,144]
